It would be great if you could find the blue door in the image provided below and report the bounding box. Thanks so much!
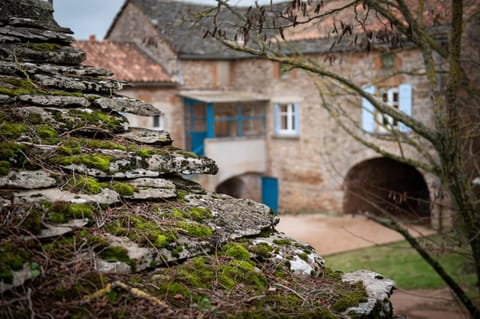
[262,176,278,214]
[191,131,207,156]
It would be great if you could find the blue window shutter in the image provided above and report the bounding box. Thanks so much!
[274,103,280,133]
[293,103,300,134]
[362,85,376,133]
[398,84,412,133]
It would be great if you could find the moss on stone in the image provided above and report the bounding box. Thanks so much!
[34,124,58,139]
[176,257,214,288]
[98,246,136,272]
[176,189,189,203]
[137,148,156,158]
[0,244,30,284]
[183,207,212,222]
[47,201,94,223]
[0,142,26,166]
[27,113,43,124]
[27,42,62,51]
[332,281,368,312]
[104,216,177,249]
[171,245,184,258]
[218,260,266,290]
[0,123,29,138]
[0,160,10,176]
[66,176,105,194]
[273,239,292,246]
[112,181,135,196]
[50,154,112,172]
[177,221,212,238]
[0,77,38,96]
[298,253,309,262]
[21,210,43,234]
[224,243,250,260]
[248,242,273,259]
[67,109,125,131]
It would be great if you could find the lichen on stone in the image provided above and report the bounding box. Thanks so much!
[0,1,396,317]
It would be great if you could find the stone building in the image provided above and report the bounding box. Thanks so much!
[88,0,449,227]
[0,1,397,317]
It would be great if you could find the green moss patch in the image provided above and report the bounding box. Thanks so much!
[248,242,273,259]
[223,243,250,260]
[67,110,125,131]
[0,142,27,166]
[46,201,94,224]
[0,244,30,284]
[332,281,368,312]
[104,215,177,249]
[99,246,136,272]
[0,160,10,176]
[34,124,58,139]
[111,182,135,196]
[177,221,212,238]
[66,176,106,194]
[27,42,62,51]
[0,123,29,139]
[50,154,113,172]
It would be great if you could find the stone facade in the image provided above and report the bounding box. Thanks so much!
[0,1,398,317]
[105,0,449,227]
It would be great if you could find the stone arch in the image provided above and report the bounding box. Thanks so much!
[343,157,431,223]
[215,172,263,202]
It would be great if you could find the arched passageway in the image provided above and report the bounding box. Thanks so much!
[343,157,430,222]
[216,177,245,198]
[215,173,263,202]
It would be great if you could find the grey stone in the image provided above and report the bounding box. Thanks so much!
[342,270,396,318]
[0,263,34,294]
[187,193,277,239]
[119,128,172,145]
[14,188,120,205]
[0,42,83,64]
[18,94,90,107]
[0,170,57,189]
[147,154,218,175]
[32,73,123,93]
[129,178,177,200]
[24,219,88,240]
[94,96,161,116]
[0,94,14,104]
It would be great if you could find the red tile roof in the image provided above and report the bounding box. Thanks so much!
[74,40,176,85]
[281,0,452,42]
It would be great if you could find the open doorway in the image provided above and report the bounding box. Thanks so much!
[343,157,431,223]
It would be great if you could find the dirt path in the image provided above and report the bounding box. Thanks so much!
[276,213,468,318]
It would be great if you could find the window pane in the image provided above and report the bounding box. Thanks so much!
[243,119,265,136]
[153,115,160,128]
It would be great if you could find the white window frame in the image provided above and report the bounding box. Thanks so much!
[362,84,412,134]
[376,87,399,133]
[274,103,299,136]
[152,114,163,130]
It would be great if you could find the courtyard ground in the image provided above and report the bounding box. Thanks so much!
[276,213,470,319]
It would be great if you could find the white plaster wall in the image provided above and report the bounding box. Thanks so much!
[204,137,266,185]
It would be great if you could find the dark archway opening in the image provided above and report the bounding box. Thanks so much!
[343,157,431,223]
[216,177,245,199]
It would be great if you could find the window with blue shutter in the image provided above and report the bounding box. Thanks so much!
[362,85,376,133]
[398,84,412,133]
[362,84,413,133]
[274,103,299,136]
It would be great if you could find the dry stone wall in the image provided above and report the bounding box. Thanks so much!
[0,1,397,318]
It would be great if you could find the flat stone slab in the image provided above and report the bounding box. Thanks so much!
[0,170,57,189]
[14,188,120,205]
[187,193,279,239]
[119,128,172,146]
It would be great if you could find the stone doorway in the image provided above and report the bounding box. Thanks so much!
[215,173,262,202]
[343,157,431,223]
